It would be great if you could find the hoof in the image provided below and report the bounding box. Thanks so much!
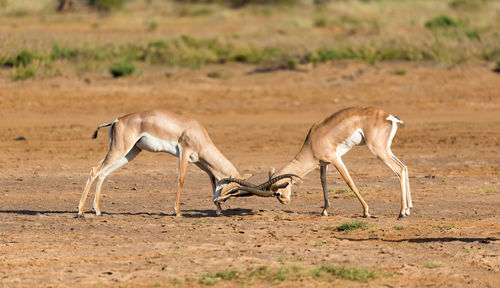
[175,213,183,218]
[95,212,102,216]
[369,215,378,219]
[321,211,329,216]
[398,213,406,219]
[75,214,85,219]
[362,213,371,218]
[216,211,224,217]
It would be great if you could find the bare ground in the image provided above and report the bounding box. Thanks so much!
[0,62,499,287]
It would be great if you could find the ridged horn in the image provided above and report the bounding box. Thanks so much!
[217,177,257,188]
[229,186,275,197]
[256,174,301,190]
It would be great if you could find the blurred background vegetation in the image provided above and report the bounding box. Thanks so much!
[0,0,499,79]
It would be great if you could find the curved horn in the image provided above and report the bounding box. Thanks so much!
[256,174,301,190]
[217,177,257,188]
[230,186,276,197]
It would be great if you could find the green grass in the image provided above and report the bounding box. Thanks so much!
[328,186,372,198]
[195,264,386,286]
[325,221,369,233]
[1,0,499,79]
[425,15,458,29]
[198,269,241,285]
[473,188,500,194]
[394,68,407,75]
[494,60,500,73]
[309,265,383,283]
[11,67,36,81]
[109,61,136,77]
[424,263,442,269]
[393,225,405,231]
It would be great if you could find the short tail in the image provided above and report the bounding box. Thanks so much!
[386,114,403,125]
[92,120,117,139]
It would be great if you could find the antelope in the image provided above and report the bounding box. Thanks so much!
[215,107,412,218]
[77,110,246,218]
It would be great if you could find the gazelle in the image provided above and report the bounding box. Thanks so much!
[216,107,411,218]
[77,110,245,218]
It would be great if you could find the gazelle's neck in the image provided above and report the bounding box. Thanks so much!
[199,145,240,181]
[276,147,318,178]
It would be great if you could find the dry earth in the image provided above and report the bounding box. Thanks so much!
[0,62,499,287]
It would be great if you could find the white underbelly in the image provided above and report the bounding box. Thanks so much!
[135,133,180,156]
[335,128,365,157]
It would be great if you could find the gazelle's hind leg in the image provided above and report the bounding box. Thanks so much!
[77,159,104,217]
[174,148,189,217]
[92,146,141,216]
[332,157,371,218]
[320,165,331,216]
[370,143,409,218]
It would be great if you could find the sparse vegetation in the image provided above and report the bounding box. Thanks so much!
[493,61,500,73]
[393,225,405,230]
[11,67,37,81]
[425,15,458,29]
[325,221,369,233]
[0,0,499,79]
[424,263,442,269]
[195,264,386,286]
[109,61,136,77]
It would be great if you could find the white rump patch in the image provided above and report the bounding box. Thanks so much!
[336,128,365,157]
[386,115,402,152]
[135,133,180,156]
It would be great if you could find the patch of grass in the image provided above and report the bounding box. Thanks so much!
[493,60,500,73]
[432,224,455,230]
[51,44,78,60]
[313,242,326,247]
[393,225,405,231]
[196,264,387,286]
[326,221,369,233]
[207,70,223,78]
[328,186,371,198]
[310,265,382,283]
[147,21,159,31]
[109,61,136,77]
[424,262,442,269]
[3,50,38,68]
[425,15,458,29]
[11,67,37,81]
[394,68,407,75]
[198,269,241,285]
[89,0,124,12]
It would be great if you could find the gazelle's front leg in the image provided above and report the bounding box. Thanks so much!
[174,149,188,217]
[332,157,371,218]
[320,165,331,216]
[209,175,224,216]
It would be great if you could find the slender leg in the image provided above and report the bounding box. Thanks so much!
[93,146,141,216]
[389,153,411,215]
[77,160,104,218]
[375,150,408,218]
[174,149,188,217]
[208,174,224,216]
[332,156,370,218]
[320,165,330,216]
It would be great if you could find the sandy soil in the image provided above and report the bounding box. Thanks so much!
[0,61,499,287]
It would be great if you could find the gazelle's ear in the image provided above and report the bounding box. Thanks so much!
[293,178,303,186]
[241,173,252,180]
[268,167,275,180]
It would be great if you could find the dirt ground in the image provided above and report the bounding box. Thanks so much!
[0,61,499,287]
